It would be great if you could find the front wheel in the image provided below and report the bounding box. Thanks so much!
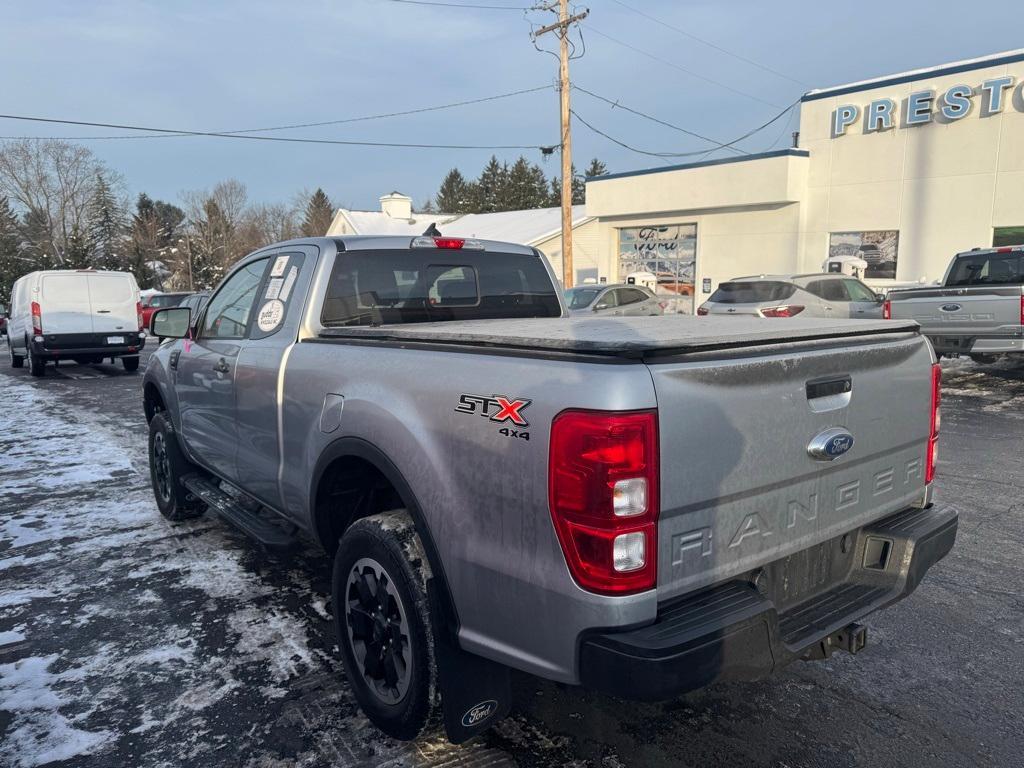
[333,512,439,741]
[148,413,204,521]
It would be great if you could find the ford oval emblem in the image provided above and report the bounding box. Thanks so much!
[462,699,498,728]
[940,303,962,312]
[808,427,855,461]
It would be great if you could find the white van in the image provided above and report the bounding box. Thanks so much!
[7,269,146,376]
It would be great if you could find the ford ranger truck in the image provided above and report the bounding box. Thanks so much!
[887,245,1024,363]
[142,235,956,743]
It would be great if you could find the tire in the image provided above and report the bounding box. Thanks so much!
[148,412,204,521]
[122,356,140,372]
[333,511,439,741]
[10,339,23,369]
[28,344,45,377]
[969,354,998,365]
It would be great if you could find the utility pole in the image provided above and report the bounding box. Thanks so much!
[533,2,588,288]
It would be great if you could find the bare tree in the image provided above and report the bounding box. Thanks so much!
[0,139,120,264]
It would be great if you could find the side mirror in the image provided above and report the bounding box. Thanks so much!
[876,293,886,302]
[150,306,192,339]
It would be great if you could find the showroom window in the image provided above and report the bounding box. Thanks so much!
[617,224,696,313]
[828,231,899,280]
[993,227,1024,248]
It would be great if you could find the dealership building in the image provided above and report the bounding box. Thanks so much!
[583,49,1024,312]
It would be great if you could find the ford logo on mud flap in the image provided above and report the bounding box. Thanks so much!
[940,303,962,312]
[807,428,855,461]
[462,700,498,728]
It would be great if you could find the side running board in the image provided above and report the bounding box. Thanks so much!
[182,474,297,551]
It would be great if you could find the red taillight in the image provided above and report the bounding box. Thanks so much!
[759,305,804,318]
[549,409,659,595]
[31,301,42,335]
[433,237,465,250]
[696,306,708,316]
[883,299,892,320]
[136,301,144,331]
[926,363,941,484]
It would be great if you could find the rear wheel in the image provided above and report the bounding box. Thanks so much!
[10,338,23,369]
[122,356,140,372]
[333,512,438,741]
[27,345,45,377]
[148,413,204,521]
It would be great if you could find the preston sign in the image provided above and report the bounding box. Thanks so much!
[832,76,1019,136]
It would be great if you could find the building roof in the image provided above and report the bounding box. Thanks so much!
[328,205,590,245]
[586,148,809,184]
[802,48,1024,102]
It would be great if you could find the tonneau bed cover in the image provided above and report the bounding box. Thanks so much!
[318,316,919,357]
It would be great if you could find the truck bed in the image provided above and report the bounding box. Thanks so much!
[319,316,919,358]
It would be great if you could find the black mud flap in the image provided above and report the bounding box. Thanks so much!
[429,591,511,744]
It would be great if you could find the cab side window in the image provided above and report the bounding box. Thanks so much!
[595,290,618,309]
[620,288,648,306]
[200,258,269,340]
[806,279,850,302]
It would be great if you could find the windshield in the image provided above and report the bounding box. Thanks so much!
[564,287,602,309]
[709,281,796,304]
[321,249,561,326]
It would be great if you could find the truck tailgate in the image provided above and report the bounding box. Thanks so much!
[889,286,1023,337]
[650,333,934,603]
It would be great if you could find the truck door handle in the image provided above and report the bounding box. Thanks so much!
[97,310,111,314]
[214,358,230,374]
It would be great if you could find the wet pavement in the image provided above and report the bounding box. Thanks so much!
[1,344,1022,767]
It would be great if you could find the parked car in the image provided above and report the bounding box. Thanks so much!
[887,245,1024,363]
[697,274,885,318]
[178,291,210,320]
[141,292,190,330]
[7,269,145,376]
[143,236,954,744]
[564,283,665,316]
[0,303,7,336]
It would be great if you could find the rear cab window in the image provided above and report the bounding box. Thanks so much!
[709,281,796,304]
[946,252,1024,286]
[321,249,561,326]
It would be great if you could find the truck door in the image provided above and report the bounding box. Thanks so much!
[39,273,94,334]
[176,256,271,481]
[232,249,315,513]
[87,273,138,335]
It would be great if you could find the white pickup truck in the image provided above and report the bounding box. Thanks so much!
[887,245,1024,362]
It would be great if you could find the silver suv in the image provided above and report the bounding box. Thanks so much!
[565,283,664,316]
[697,274,885,318]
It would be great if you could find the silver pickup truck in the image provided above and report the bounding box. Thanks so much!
[142,235,955,743]
[887,245,1024,362]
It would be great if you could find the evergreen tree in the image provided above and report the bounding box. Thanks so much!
[20,207,55,269]
[65,225,92,269]
[0,196,28,304]
[584,157,608,178]
[418,199,436,214]
[548,164,587,207]
[505,157,550,211]
[473,156,509,213]
[87,172,125,270]
[301,188,334,237]
[435,169,470,213]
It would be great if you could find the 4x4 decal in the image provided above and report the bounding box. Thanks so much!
[455,394,531,427]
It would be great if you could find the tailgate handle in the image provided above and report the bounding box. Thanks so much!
[806,376,852,412]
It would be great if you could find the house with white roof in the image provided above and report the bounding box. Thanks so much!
[326,192,602,284]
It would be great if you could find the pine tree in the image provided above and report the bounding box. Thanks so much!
[87,172,125,270]
[418,199,436,214]
[584,157,608,178]
[435,169,470,213]
[0,196,28,304]
[506,157,548,211]
[20,207,55,269]
[548,164,587,207]
[301,188,334,237]
[65,225,92,269]
[474,156,509,213]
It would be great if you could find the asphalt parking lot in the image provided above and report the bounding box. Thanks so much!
[1,343,1022,768]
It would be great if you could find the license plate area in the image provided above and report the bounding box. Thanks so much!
[107,336,125,345]
[762,534,855,612]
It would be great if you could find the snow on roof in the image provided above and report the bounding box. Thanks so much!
[804,48,1024,100]
[329,205,591,245]
[442,206,590,245]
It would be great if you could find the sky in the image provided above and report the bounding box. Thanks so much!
[1,0,1022,211]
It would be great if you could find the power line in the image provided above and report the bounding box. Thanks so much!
[573,84,746,156]
[583,25,786,110]
[604,0,807,87]
[0,85,554,141]
[0,114,555,151]
[385,0,530,9]
[571,98,799,160]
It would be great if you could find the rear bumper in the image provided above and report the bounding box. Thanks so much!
[925,333,1024,355]
[30,332,146,359]
[579,504,957,701]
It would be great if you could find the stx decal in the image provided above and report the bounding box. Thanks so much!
[455,394,532,427]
